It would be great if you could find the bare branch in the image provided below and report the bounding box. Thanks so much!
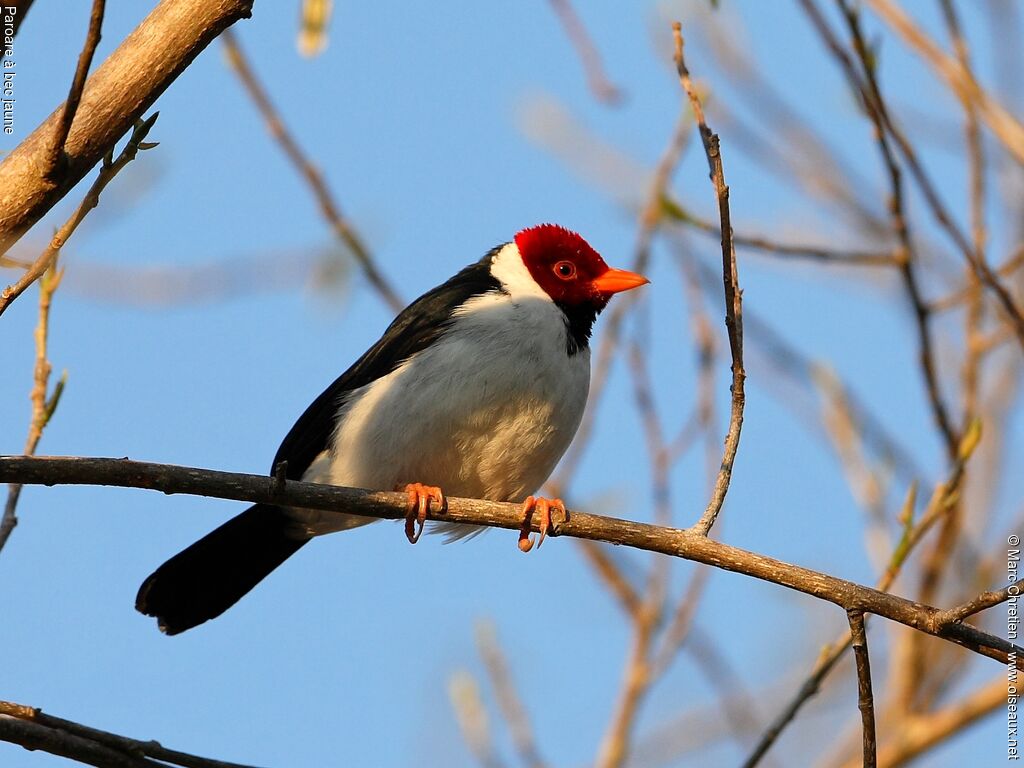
[672,23,746,537]
[546,0,622,105]
[848,610,877,768]
[46,0,106,177]
[863,0,1024,164]
[0,0,254,256]
[839,676,1005,768]
[577,541,642,619]
[932,585,1015,626]
[0,454,1017,663]
[0,260,66,553]
[0,700,260,768]
[742,427,980,767]
[476,622,548,768]
[663,200,898,266]
[448,672,507,768]
[832,0,959,460]
[221,29,403,313]
[0,114,158,317]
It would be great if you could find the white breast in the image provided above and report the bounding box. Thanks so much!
[298,290,589,535]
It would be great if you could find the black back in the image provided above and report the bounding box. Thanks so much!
[272,249,505,479]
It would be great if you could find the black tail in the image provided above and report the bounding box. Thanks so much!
[136,504,309,635]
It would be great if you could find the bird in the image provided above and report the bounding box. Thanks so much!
[136,224,649,634]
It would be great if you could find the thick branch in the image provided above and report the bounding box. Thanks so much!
[0,455,1016,663]
[0,0,254,255]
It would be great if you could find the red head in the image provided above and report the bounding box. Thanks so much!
[514,224,649,308]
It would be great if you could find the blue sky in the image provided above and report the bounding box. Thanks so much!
[1,1,1018,766]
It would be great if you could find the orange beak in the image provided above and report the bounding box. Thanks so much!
[592,267,650,296]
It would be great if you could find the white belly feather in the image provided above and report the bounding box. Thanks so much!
[296,292,589,536]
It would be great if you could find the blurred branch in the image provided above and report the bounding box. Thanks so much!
[0,454,1017,663]
[448,671,507,768]
[673,23,746,536]
[835,0,959,459]
[862,0,1024,164]
[577,541,642,619]
[804,0,1024,351]
[548,64,692,494]
[476,622,548,768]
[0,114,159,317]
[0,260,66,554]
[0,0,254,256]
[221,29,403,313]
[929,245,1024,313]
[684,250,924,482]
[744,420,982,766]
[0,700,259,768]
[663,199,898,266]
[547,0,622,105]
[46,0,106,178]
[297,0,332,57]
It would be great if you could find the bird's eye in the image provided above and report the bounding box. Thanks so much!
[554,261,576,279]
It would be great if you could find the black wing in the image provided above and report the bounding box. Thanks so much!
[271,249,505,479]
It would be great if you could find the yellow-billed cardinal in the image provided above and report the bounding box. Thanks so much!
[136,224,648,634]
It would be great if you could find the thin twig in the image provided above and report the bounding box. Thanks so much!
[0,454,1017,663]
[930,246,1024,312]
[46,0,106,177]
[0,261,66,554]
[0,114,159,317]
[673,23,745,537]
[549,96,692,494]
[684,252,924,483]
[803,0,1024,352]
[847,610,877,768]
[547,0,622,105]
[577,541,642,619]
[742,425,981,766]
[0,0,254,257]
[932,585,1015,626]
[834,0,960,460]
[0,701,260,768]
[839,676,1005,768]
[863,0,1024,164]
[595,602,658,768]
[663,201,898,266]
[221,29,403,313]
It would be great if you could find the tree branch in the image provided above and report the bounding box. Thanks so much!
[46,0,106,178]
[0,700,261,768]
[672,23,746,537]
[0,454,1016,664]
[0,114,159,317]
[848,610,877,768]
[220,29,403,313]
[0,255,65,554]
[0,0,254,256]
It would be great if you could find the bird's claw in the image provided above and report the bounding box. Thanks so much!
[518,495,567,552]
[402,483,445,544]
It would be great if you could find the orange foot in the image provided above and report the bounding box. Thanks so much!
[518,496,568,553]
[401,482,446,544]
